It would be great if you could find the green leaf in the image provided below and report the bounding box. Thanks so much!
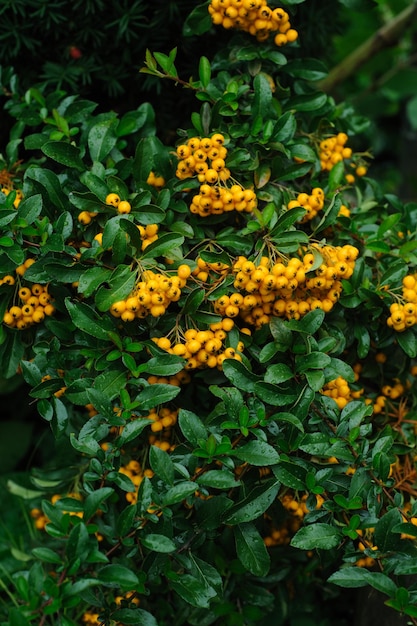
[135,384,180,411]
[183,3,213,36]
[8,608,31,626]
[295,352,331,373]
[182,288,205,315]
[41,141,85,170]
[84,487,114,520]
[252,73,273,119]
[116,106,151,137]
[286,58,328,81]
[291,523,342,550]
[77,267,112,297]
[269,411,304,432]
[329,568,397,596]
[380,258,408,287]
[110,609,157,626]
[287,91,328,113]
[70,433,100,456]
[31,547,62,564]
[133,136,169,182]
[272,111,296,143]
[25,166,66,210]
[234,522,270,577]
[178,408,207,445]
[374,508,403,552]
[272,461,306,490]
[222,359,261,392]
[285,308,325,334]
[141,533,176,553]
[254,381,298,407]
[65,299,113,340]
[189,554,222,595]
[66,522,90,563]
[17,194,42,224]
[231,440,280,466]
[80,171,109,201]
[197,469,240,489]
[169,574,215,609]
[397,328,417,358]
[98,564,140,589]
[149,445,175,485]
[118,419,150,445]
[140,232,184,259]
[298,433,335,456]
[224,479,280,524]
[88,119,118,162]
[265,363,294,385]
[95,265,138,312]
[163,481,197,506]
[199,56,211,88]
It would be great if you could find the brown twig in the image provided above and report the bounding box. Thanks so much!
[317,2,417,94]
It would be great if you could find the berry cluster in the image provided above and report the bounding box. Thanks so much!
[192,257,230,284]
[105,192,132,214]
[3,280,55,330]
[176,134,229,183]
[119,460,154,505]
[30,492,82,531]
[147,406,178,433]
[287,187,325,223]
[387,274,417,332]
[152,318,244,371]
[355,529,377,568]
[319,133,352,172]
[190,183,257,217]
[208,1,298,47]
[82,593,139,626]
[1,186,23,208]
[264,492,324,547]
[146,171,165,188]
[176,134,257,216]
[321,375,363,410]
[109,265,190,321]
[372,378,408,414]
[77,209,98,225]
[318,133,368,183]
[137,223,159,250]
[213,245,358,328]
[147,370,191,388]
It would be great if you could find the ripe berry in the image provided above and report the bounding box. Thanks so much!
[105,193,121,207]
[117,200,131,214]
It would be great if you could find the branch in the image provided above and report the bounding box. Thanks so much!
[317,2,417,93]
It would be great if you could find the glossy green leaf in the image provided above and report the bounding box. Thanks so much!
[234,522,270,577]
[88,119,118,162]
[178,408,207,445]
[135,384,180,411]
[98,564,140,589]
[65,299,113,340]
[224,479,279,524]
[291,523,341,550]
[105,608,157,626]
[231,440,280,466]
[223,359,261,392]
[141,534,176,553]
[149,445,175,485]
[42,141,85,170]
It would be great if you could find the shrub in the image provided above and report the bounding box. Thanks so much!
[1,1,417,625]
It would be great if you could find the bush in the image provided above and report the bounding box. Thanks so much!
[1,1,417,625]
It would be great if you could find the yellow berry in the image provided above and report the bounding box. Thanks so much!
[105,193,121,206]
